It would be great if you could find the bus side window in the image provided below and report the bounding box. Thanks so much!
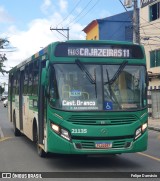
[13,74,16,96]
[49,68,59,106]
[24,66,29,95]
[32,60,39,95]
[28,63,33,95]
[16,72,19,95]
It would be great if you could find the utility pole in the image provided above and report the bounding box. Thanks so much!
[50,27,70,40]
[133,0,140,44]
[123,0,140,44]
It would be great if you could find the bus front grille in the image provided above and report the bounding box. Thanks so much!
[67,115,137,125]
[74,139,132,150]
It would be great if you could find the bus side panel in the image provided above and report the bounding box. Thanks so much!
[8,100,15,123]
[8,75,14,123]
[14,95,20,130]
[23,96,38,141]
[23,96,32,140]
[8,101,11,122]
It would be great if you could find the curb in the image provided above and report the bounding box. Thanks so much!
[148,126,160,132]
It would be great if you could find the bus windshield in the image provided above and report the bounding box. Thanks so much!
[49,63,147,111]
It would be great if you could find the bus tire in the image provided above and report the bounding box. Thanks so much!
[34,125,46,158]
[13,112,21,136]
[37,144,46,158]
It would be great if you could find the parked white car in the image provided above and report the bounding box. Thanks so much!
[1,92,8,101]
[3,99,8,107]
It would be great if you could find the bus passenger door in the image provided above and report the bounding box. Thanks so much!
[19,70,24,131]
[38,61,47,145]
[9,75,14,122]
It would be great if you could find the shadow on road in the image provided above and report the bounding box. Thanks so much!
[19,135,141,171]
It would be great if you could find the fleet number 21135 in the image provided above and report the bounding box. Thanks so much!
[71,129,87,134]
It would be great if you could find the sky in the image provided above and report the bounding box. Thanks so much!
[0,0,133,86]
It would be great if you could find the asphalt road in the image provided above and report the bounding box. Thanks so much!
[0,102,160,181]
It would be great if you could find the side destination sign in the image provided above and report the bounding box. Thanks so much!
[68,47,130,58]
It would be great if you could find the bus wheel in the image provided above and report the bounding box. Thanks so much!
[37,144,46,158]
[13,113,21,136]
[35,126,46,157]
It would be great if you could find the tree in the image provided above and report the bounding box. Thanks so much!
[0,85,5,94]
[0,38,9,74]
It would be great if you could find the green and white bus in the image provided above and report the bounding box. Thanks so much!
[8,40,148,157]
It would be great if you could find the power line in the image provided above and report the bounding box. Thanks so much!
[140,19,160,27]
[53,31,65,41]
[141,36,160,39]
[140,24,160,30]
[56,0,82,27]
[140,17,160,31]
[140,33,160,36]
[118,0,140,43]
[118,0,128,12]
[66,0,94,27]
[142,43,160,46]
[144,38,160,43]
[69,0,99,27]
[119,0,160,44]
[140,17,160,51]
[142,37,160,44]
[140,26,153,51]
[50,27,69,40]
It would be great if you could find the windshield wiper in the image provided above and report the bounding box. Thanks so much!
[75,59,96,84]
[105,68,121,108]
[104,60,128,85]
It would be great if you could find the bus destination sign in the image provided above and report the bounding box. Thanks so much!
[68,47,130,58]
[55,43,144,59]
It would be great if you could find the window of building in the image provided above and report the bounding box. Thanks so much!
[150,2,160,21]
[150,50,160,68]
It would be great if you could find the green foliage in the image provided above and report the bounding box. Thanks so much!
[0,85,5,94]
[0,38,9,74]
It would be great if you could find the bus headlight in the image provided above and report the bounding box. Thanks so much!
[51,124,60,134]
[142,122,148,132]
[50,123,71,141]
[135,122,148,140]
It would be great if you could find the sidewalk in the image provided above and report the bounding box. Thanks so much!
[148,118,160,132]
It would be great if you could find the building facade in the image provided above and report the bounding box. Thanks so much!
[83,11,133,42]
[140,0,160,118]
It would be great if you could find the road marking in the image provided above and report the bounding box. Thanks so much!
[0,137,12,142]
[137,152,160,162]
[0,126,4,138]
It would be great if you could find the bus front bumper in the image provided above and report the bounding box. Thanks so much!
[47,130,148,155]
